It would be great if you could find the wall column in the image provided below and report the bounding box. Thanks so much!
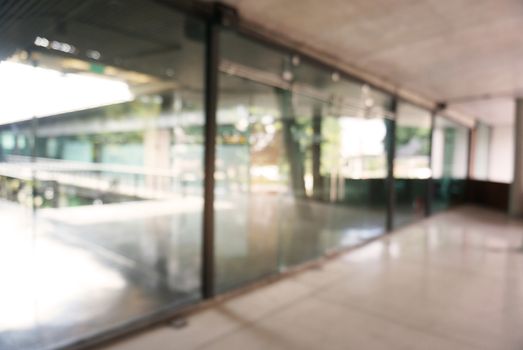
[509,99,523,216]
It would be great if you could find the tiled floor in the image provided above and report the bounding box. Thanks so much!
[102,206,523,350]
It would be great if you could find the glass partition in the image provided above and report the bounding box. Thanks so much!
[0,2,478,348]
[0,2,205,349]
[215,30,392,292]
[431,116,469,212]
[393,102,431,227]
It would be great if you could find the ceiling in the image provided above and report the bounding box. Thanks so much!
[215,0,523,125]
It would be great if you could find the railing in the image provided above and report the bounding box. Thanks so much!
[0,155,203,202]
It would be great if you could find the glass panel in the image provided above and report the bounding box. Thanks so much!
[317,107,391,251]
[431,116,469,212]
[215,30,392,292]
[394,102,431,227]
[215,74,281,291]
[0,2,205,349]
[291,60,392,260]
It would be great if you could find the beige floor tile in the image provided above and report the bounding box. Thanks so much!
[289,264,349,289]
[104,309,246,350]
[219,279,312,323]
[258,296,479,350]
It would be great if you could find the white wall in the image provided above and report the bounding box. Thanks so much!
[488,126,514,183]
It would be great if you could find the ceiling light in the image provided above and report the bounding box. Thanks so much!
[86,50,101,60]
[36,37,77,54]
[34,36,49,48]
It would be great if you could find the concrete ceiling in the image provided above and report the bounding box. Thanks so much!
[453,98,515,126]
[216,0,523,126]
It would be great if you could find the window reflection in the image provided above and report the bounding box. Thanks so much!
[393,102,432,227]
[0,2,205,349]
[431,116,469,212]
[0,2,477,348]
[215,30,392,292]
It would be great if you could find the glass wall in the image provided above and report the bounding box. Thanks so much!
[0,2,205,349]
[393,102,431,227]
[215,30,393,292]
[0,3,476,348]
[431,116,469,212]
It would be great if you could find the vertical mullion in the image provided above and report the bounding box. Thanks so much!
[31,116,37,214]
[466,127,473,179]
[426,111,436,217]
[468,126,476,180]
[202,16,219,299]
[465,126,473,206]
[386,97,398,232]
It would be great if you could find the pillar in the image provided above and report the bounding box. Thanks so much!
[509,99,523,216]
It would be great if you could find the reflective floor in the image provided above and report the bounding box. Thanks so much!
[0,201,200,350]
[104,206,523,350]
[0,194,386,350]
[215,193,386,292]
